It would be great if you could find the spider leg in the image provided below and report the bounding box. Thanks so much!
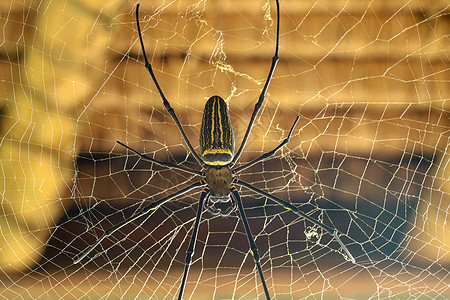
[234,116,299,174]
[117,141,202,176]
[74,180,206,264]
[230,186,271,300]
[135,4,203,167]
[235,179,356,264]
[231,0,280,166]
[177,188,209,300]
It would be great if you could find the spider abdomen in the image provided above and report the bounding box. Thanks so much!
[199,96,235,165]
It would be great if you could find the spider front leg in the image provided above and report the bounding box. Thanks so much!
[178,187,209,300]
[230,186,271,300]
[236,179,356,264]
[74,181,205,264]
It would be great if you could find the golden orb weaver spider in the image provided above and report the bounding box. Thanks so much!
[75,1,355,299]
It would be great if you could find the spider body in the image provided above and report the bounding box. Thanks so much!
[204,165,234,215]
[204,166,233,197]
[199,95,235,166]
[75,1,355,299]
[200,96,236,214]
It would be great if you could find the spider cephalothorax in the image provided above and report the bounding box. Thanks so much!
[204,166,233,196]
[75,2,355,300]
[203,165,234,215]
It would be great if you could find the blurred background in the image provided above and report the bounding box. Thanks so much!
[0,0,449,298]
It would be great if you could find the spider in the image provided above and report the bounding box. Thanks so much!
[75,1,355,299]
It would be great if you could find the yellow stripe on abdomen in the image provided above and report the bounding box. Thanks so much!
[199,96,235,166]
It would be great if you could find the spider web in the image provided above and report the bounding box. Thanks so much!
[0,0,449,298]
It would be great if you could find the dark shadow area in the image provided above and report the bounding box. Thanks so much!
[40,150,433,273]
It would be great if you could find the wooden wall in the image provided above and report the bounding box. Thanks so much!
[0,0,449,278]
[2,0,448,155]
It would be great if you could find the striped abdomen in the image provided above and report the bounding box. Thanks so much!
[199,96,235,166]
